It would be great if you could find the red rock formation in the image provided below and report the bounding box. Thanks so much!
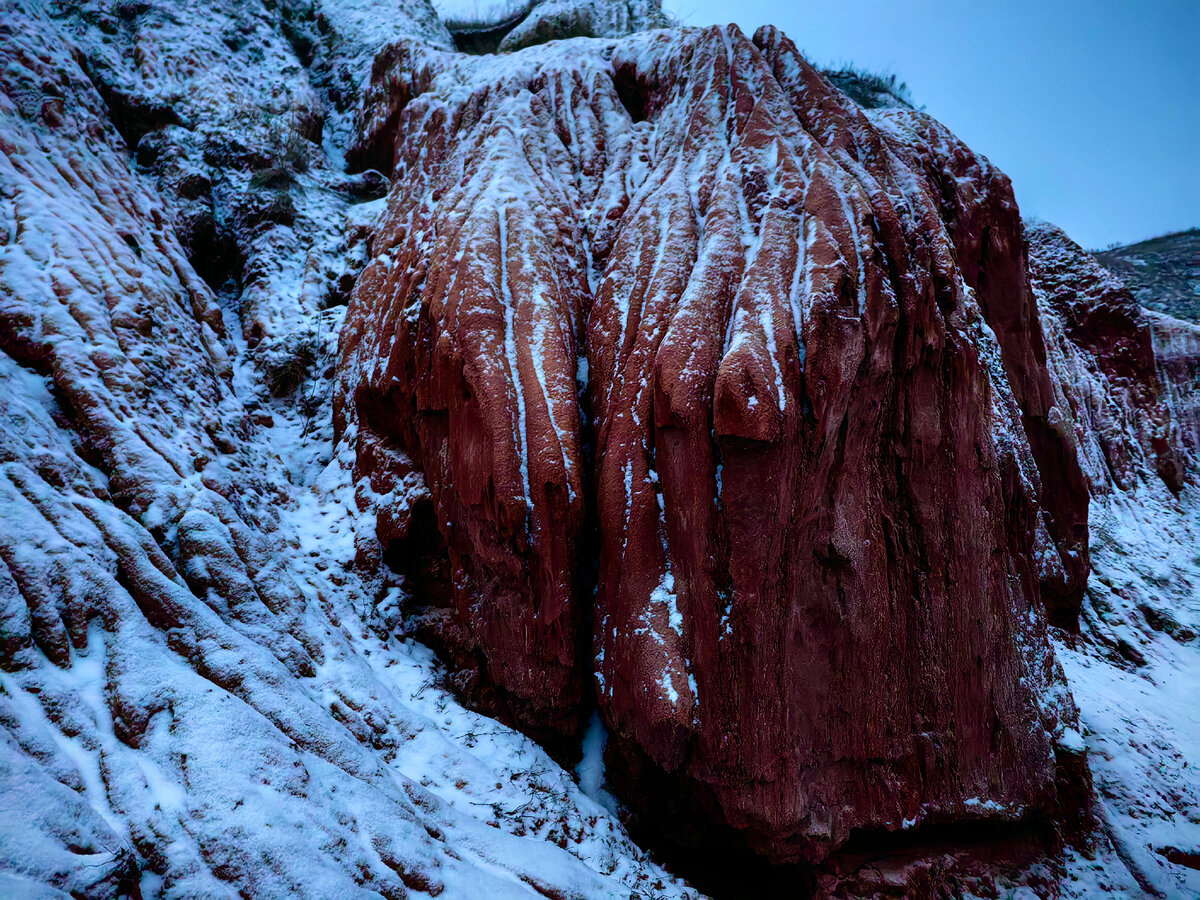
[1026,221,1185,495]
[1145,310,1200,467]
[339,23,1091,862]
[872,115,1091,629]
[339,42,603,740]
[590,26,1071,861]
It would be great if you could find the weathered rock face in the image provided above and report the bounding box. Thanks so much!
[1030,226,1200,899]
[339,23,1093,861]
[874,120,1092,630]
[4,0,1195,891]
[1145,310,1200,467]
[1026,221,1186,495]
[338,43,601,742]
[589,27,1080,860]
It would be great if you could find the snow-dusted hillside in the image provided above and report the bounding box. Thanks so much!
[0,0,1196,897]
[1025,222,1200,896]
[0,0,692,895]
[1095,230,1200,324]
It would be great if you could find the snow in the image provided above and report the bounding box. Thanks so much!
[651,571,683,636]
[0,3,697,895]
[531,303,577,502]
[1059,725,1086,755]
[1053,483,1200,898]
[575,711,623,819]
[497,206,534,512]
[659,669,679,704]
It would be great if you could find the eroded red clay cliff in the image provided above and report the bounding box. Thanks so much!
[337,24,1094,862]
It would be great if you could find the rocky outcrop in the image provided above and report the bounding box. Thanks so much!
[1145,310,1200,466]
[1094,229,1200,323]
[501,0,670,51]
[1089,226,1200,473]
[3,0,1197,892]
[1026,221,1186,495]
[591,26,1083,860]
[440,0,668,55]
[339,22,1094,862]
[338,39,598,742]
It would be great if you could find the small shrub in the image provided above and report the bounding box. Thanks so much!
[257,333,318,397]
[267,110,314,174]
[250,165,296,191]
[820,64,919,110]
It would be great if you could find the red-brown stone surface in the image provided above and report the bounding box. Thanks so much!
[1145,310,1200,467]
[338,24,1093,861]
[1025,221,1186,496]
[339,41,600,741]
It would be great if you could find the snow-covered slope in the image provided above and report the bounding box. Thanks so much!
[1094,229,1200,324]
[0,0,693,896]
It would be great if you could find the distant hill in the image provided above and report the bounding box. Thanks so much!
[1094,229,1200,322]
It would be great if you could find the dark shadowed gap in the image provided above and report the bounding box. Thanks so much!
[382,495,454,612]
[603,736,818,898]
[603,717,1091,896]
[447,7,532,55]
[640,806,1061,899]
[612,65,648,123]
[74,49,183,152]
[187,220,244,300]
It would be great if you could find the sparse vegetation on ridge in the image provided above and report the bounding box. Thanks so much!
[819,63,919,110]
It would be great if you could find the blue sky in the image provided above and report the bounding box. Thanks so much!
[663,0,1198,249]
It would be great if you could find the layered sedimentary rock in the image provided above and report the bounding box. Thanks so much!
[339,23,1095,861]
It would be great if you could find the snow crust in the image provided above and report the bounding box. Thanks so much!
[1054,485,1200,897]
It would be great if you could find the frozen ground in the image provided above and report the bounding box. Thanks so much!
[0,0,696,895]
[1055,483,1200,898]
